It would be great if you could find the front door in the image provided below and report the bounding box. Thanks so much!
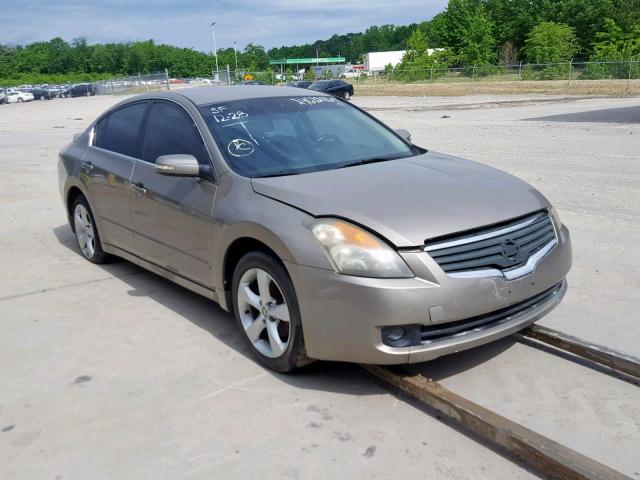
[130,100,217,288]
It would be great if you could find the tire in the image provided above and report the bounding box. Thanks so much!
[232,251,311,373]
[17,98,23,103]
[343,90,351,100]
[71,195,110,264]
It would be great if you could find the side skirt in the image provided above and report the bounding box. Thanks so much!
[103,243,220,303]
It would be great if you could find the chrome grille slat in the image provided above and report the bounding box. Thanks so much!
[425,211,556,275]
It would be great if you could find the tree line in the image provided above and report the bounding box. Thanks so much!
[0,0,638,85]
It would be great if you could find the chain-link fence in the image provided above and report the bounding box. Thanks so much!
[93,60,640,96]
[351,60,640,96]
[95,70,170,95]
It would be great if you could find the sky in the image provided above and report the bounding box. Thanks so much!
[2,0,448,52]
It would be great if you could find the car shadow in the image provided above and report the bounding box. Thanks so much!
[523,105,640,124]
[52,223,515,393]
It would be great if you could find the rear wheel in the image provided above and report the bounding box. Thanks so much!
[71,195,109,264]
[343,90,351,100]
[232,252,310,372]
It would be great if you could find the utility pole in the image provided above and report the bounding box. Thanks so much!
[233,41,238,73]
[210,22,219,82]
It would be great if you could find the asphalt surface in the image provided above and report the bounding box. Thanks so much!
[1,94,639,479]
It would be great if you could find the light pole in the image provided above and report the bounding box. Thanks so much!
[233,41,238,72]
[210,22,219,82]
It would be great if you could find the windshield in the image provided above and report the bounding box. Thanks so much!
[199,96,415,177]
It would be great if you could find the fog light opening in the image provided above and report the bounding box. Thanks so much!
[381,325,421,347]
[386,327,406,342]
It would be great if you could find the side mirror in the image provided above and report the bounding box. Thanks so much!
[155,154,200,176]
[395,128,411,144]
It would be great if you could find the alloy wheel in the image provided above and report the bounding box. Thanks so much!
[73,203,96,259]
[237,268,291,358]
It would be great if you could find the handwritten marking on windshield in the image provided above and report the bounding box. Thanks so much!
[289,96,342,106]
[228,139,255,157]
[211,105,249,123]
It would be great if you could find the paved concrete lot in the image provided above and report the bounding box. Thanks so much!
[1,94,639,479]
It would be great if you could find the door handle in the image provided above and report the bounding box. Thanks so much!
[131,182,147,195]
[81,161,94,171]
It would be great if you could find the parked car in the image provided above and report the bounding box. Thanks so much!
[342,68,367,78]
[63,83,97,97]
[6,90,34,103]
[308,79,354,100]
[47,85,67,98]
[58,86,571,373]
[29,86,55,100]
[285,81,313,89]
[240,80,264,85]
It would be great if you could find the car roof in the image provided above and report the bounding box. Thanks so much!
[132,85,331,107]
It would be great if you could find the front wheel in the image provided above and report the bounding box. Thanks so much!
[232,252,310,373]
[17,98,23,103]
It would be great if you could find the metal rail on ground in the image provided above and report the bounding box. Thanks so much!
[517,325,640,381]
[363,364,632,480]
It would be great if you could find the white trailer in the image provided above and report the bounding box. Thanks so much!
[364,49,445,74]
[364,51,406,73]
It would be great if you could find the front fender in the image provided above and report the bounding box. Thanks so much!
[211,192,335,311]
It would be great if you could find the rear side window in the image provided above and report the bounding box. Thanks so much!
[142,101,209,164]
[95,103,147,158]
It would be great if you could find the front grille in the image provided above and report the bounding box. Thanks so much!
[419,282,563,343]
[424,211,556,274]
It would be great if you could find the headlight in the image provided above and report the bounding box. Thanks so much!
[550,207,563,228]
[307,218,414,278]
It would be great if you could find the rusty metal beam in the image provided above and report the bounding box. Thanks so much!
[518,325,640,381]
[362,364,631,480]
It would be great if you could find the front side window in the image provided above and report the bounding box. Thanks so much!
[142,102,209,164]
[199,96,415,178]
[95,103,147,158]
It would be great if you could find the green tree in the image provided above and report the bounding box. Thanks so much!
[457,13,496,65]
[523,22,579,63]
[443,0,496,65]
[591,18,640,60]
[547,0,614,55]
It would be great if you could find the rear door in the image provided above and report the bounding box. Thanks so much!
[84,101,149,253]
[130,100,217,287]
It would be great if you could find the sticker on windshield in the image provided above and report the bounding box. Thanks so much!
[228,139,255,157]
[289,96,342,106]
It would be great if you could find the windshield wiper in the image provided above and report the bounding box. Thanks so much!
[336,155,407,169]
[255,171,298,178]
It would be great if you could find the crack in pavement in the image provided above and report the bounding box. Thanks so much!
[0,270,143,301]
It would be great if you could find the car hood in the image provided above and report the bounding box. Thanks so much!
[251,151,551,247]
